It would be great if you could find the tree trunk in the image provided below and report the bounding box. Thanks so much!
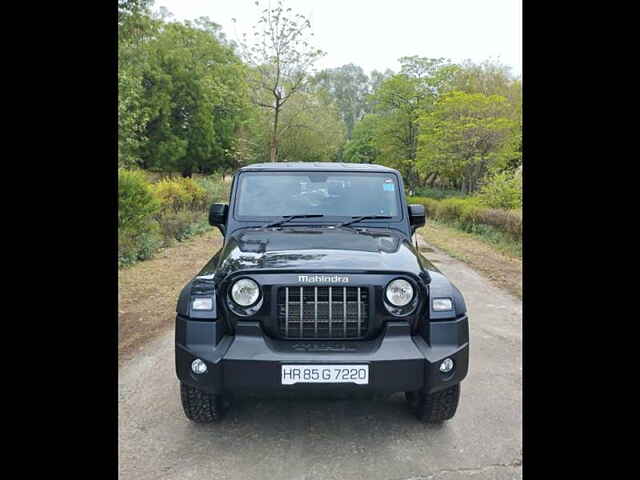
[270,103,280,162]
[427,172,439,187]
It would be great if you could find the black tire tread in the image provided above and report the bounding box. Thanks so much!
[180,382,224,423]
[411,384,460,423]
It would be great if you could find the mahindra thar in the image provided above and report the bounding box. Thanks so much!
[175,163,469,423]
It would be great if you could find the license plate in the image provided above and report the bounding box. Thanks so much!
[281,365,369,385]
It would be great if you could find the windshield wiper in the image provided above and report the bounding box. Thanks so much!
[261,214,324,229]
[336,215,392,228]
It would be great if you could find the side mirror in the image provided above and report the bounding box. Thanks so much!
[209,203,228,235]
[408,204,426,231]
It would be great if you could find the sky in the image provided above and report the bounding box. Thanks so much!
[154,0,522,77]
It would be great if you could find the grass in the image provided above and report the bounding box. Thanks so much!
[418,220,522,299]
[446,219,522,258]
[118,229,224,363]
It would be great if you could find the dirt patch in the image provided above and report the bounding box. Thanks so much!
[417,223,522,299]
[118,229,223,364]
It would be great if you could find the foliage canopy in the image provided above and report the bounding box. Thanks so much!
[118,1,522,202]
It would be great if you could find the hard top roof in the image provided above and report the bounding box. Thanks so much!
[237,162,400,174]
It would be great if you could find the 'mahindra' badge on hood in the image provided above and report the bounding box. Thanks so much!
[298,274,350,284]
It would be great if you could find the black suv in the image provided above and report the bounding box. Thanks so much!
[175,163,469,423]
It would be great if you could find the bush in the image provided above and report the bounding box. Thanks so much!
[118,225,163,267]
[408,195,522,241]
[118,169,163,267]
[151,177,213,246]
[156,210,202,245]
[411,186,465,200]
[182,216,213,238]
[196,175,231,204]
[175,177,209,211]
[118,170,223,268]
[151,177,209,214]
[473,208,522,238]
[477,169,522,209]
[118,169,159,231]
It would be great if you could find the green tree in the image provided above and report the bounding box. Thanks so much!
[477,167,522,209]
[449,58,517,97]
[245,88,346,163]
[118,0,156,167]
[138,18,250,176]
[417,91,519,193]
[448,59,523,173]
[239,0,325,162]
[342,114,380,163]
[118,0,155,40]
[278,90,346,162]
[367,57,456,188]
[368,69,395,97]
[315,64,370,139]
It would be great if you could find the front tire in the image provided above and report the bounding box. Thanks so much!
[180,382,226,423]
[405,384,460,423]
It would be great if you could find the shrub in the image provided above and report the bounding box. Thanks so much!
[411,186,465,200]
[118,170,224,268]
[196,175,231,204]
[152,178,191,213]
[474,208,522,238]
[477,169,522,209]
[118,169,163,266]
[175,177,209,211]
[408,195,522,241]
[151,177,208,213]
[156,210,202,245]
[118,169,159,231]
[182,216,213,238]
[118,224,163,267]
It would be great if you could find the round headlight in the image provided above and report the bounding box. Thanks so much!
[385,279,414,307]
[231,278,260,306]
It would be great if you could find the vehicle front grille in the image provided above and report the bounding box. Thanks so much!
[277,286,369,339]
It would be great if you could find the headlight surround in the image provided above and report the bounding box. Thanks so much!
[385,278,414,307]
[230,278,260,307]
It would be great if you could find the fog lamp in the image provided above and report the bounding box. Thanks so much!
[192,297,213,311]
[439,358,454,373]
[433,298,453,311]
[191,358,207,374]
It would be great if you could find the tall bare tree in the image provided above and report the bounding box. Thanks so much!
[238,0,324,162]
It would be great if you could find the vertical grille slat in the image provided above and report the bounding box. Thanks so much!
[299,286,303,337]
[343,286,347,338]
[357,287,361,337]
[285,287,289,337]
[328,287,332,337]
[278,284,369,339]
[314,286,318,338]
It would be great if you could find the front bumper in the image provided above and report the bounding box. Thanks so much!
[175,316,469,395]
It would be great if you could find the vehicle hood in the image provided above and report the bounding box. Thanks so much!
[196,226,432,280]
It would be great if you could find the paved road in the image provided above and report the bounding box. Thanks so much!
[118,235,522,480]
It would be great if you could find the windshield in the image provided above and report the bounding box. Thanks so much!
[235,172,401,219]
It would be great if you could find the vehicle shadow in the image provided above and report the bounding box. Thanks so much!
[187,390,448,436]
[169,390,454,478]
[227,390,427,421]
